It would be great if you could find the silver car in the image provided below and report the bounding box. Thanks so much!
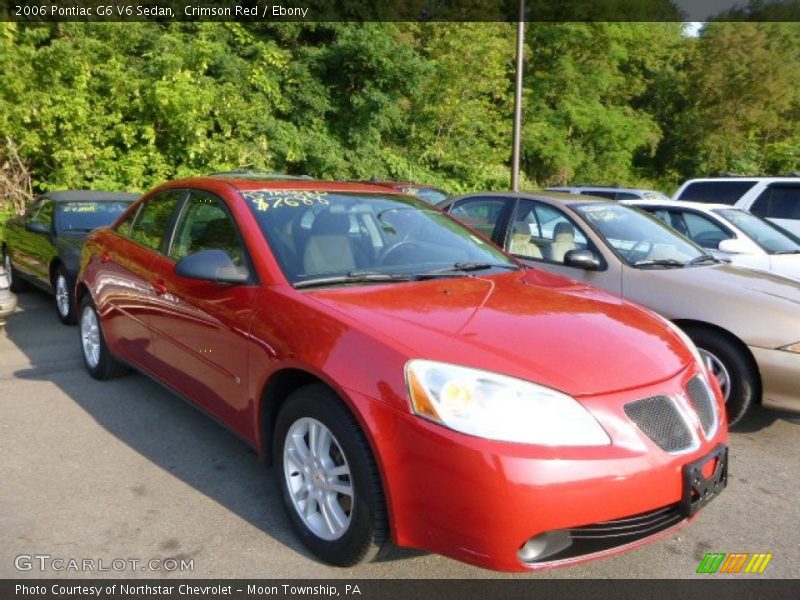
[0,262,17,328]
[442,191,800,425]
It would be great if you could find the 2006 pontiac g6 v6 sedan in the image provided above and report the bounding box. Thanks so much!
[76,175,728,572]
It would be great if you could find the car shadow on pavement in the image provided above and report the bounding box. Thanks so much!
[4,291,423,567]
[731,404,800,433]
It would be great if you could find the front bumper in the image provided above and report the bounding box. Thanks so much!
[750,346,800,413]
[348,367,728,572]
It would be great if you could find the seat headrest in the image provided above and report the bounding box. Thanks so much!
[513,221,530,235]
[312,211,351,235]
[553,221,575,239]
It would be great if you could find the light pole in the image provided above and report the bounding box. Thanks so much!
[511,0,525,192]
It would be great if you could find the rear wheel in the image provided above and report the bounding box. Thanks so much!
[274,384,387,566]
[684,327,758,427]
[54,266,77,325]
[3,250,27,293]
[80,298,127,380]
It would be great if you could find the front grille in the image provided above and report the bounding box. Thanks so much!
[624,395,694,453]
[521,504,685,564]
[686,375,717,437]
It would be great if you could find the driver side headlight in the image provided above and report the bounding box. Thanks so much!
[405,360,611,446]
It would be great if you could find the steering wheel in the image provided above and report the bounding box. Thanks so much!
[624,240,653,261]
[380,241,423,266]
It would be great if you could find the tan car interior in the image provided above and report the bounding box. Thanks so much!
[510,218,579,263]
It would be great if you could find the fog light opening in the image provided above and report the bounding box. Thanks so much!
[517,530,573,563]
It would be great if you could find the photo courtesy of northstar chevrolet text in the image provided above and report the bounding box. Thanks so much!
[1,0,798,596]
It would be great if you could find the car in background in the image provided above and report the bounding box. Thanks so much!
[626,200,800,280]
[441,191,800,425]
[546,186,670,201]
[672,177,800,236]
[364,180,449,205]
[2,191,138,324]
[76,175,726,572]
[0,262,16,328]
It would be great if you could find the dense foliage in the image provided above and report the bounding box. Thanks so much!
[1,21,799,215]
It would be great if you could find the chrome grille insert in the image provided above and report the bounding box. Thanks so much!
[686,375,718,438]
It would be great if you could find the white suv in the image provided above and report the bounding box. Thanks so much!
[673,177,800,236]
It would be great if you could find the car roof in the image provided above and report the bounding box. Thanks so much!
[545,185,663,194]
[42,191,140,202]
[166,175,405,195]
[680,176,800,183]
[625,199,734,211]
[447,190,612,208]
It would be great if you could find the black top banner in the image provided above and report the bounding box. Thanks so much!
[2,0,800,22]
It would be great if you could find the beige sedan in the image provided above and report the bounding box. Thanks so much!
[441,191,800,426]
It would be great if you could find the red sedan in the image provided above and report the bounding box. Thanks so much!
[76,175,728,571]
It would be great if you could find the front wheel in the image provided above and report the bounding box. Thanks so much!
[79,298,127,380]
[4,250,27,293]
[685,327,758,427]
[274,384,387,566]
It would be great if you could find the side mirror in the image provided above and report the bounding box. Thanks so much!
[175,249,249,284]
[718,238,750,255]
[564,248,602,270]
[26,221,50,235]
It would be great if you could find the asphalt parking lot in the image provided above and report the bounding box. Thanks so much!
[1,291,798,579]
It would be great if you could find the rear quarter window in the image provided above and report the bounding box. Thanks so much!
[677,181,757,204]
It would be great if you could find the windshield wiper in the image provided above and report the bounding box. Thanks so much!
[295,271,412,289]
[633,259,685,268]
[686,254,720,266]
[773,250,800,255]
[416,262,521,278]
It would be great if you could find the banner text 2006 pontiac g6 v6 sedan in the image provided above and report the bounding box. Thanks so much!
[75,175,728,571]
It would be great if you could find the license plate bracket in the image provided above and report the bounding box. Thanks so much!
[680,444,728,517]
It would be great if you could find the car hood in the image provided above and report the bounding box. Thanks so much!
[623,262,800,348]
[305,270,692,397]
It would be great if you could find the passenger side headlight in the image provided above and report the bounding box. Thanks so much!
[405,360,611,446]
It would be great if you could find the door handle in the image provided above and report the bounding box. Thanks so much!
[152,281,168,296]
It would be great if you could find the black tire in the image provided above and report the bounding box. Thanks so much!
[273,384,387,566]
[3,249,27,293]
[79,297,128,380]
[53,265,77,325]
[684,326,758,427]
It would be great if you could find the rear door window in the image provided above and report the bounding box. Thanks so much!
[448,197,510,241]
[676,181,757,204]
[126,191,183,253]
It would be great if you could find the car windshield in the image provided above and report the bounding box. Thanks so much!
[715,208,800,254]
[56,201,133,234]
[643,191,670,201]
[575,203,708,267]
[243,190,517,286]
[411,187,449,205]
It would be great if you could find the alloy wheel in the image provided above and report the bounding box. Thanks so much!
[80,306,101,369]
[699,348,731,402]
[56,274,70,317]
[283,417,354,541]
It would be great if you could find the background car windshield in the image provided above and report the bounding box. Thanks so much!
[413,187,448,205]
[716,209,800,254]
[243,191,514,284]
[575,203,705,266]
[56,201,133,233]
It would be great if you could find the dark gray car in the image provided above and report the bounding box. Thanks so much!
[2,191,138,324]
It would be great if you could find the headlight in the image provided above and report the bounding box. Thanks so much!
[405,360,611,446]
[779,342,800,353]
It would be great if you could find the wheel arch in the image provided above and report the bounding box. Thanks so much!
[255,367,394,536]
[672,318,762,402]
